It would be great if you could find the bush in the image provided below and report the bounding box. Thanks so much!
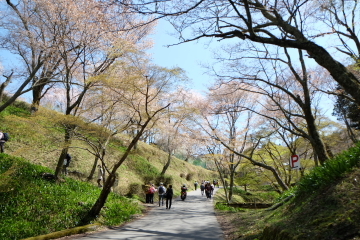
[295,143,360,196]
[215,202,240,212]
[155,174,173,186]
[143,174,157,184]
[186,172,195,181]
[127,183,142,197]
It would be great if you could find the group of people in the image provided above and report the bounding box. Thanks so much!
[199,180,218,199]
[145,183,174,209]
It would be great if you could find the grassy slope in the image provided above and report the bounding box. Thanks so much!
[1,107,216,194]
[214,146,360,240]
[0,105,216,240]
[0,155,143,240]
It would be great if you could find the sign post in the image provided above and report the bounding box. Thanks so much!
[290,154,301,170]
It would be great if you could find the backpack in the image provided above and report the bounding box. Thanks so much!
[158,186,165,194]
[1,132,9,141]
[149,187,155,194]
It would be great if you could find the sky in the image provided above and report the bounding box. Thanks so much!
[148,20,218,93]
[148,20,338,121]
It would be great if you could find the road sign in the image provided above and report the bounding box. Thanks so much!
[290,154,301,169]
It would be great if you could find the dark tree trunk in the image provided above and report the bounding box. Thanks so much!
[87,157,99,181]
[161,151,172,175]
[54,127,72,178]
[0,72,13,103]
[31,84,44,113]
[82,117,154,224]
[305,116,329,166]
[0,62,43,112]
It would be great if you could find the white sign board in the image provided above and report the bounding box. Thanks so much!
[290,154,301,170]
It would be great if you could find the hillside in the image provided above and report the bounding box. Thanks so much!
[214,144,360,240]
[0,105,216,194]
[0,103,217,239]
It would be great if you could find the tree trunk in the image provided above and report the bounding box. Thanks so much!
[0,72,13,103]
[0,62,43,112]
[82,118,153,223]
[54,127,72,178]
[228,170,235,202]
[302,92,329,165]
[214,159,229,203]
[87,157,99,181]
[161,151,172,175]
[31,85,44,114]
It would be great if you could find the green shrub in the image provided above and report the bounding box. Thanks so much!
[155,174,173,186]
[0,156,143,240]
[186,172,194,181]
[127,183,143,197]
[215,202,240,212]
[295,143,360,196]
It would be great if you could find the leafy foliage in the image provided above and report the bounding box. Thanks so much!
[0,155,142,240]
[295,142,360,196]
[0,99,31,118]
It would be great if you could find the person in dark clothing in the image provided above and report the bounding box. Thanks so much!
[0,131,9,153]
[194,181,198,190]
[205,182,212,199]
[200,182,205,196]
[145,185,151,203]
[62,153,72,175]
[149,184,156,204]
[165,185,173,209]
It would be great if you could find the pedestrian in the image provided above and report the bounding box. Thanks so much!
[200,182,205,196]
[97,165,104,187]
[0,131,9,153]
[149,184,156,204]
[62,153,71,175]
[158,182,166,207]
[194,181,198,190]
[145,184,151,203]
[165,184,173,209]
[205,182,212,199]
[211,183,215,195]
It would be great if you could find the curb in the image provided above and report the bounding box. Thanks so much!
[21,223,101,240]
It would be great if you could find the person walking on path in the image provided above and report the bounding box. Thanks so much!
[145,185,151,203]
[158,183,166,207]
[200,182,205,196]
[165,184,173,209]
[205,182,212,199]
[194,181,198,191]
[149,184,156,204]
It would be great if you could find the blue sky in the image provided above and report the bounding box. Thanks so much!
[148,20,217,93]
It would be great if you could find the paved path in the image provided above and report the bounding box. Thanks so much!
[74,189,224,240]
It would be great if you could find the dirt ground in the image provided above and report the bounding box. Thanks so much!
[215,210,242,240]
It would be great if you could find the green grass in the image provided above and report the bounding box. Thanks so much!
[214,144,360,240]
[0,155,143,240]
[295,142,360,197]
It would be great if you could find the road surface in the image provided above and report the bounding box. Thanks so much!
[73,189,224,240]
